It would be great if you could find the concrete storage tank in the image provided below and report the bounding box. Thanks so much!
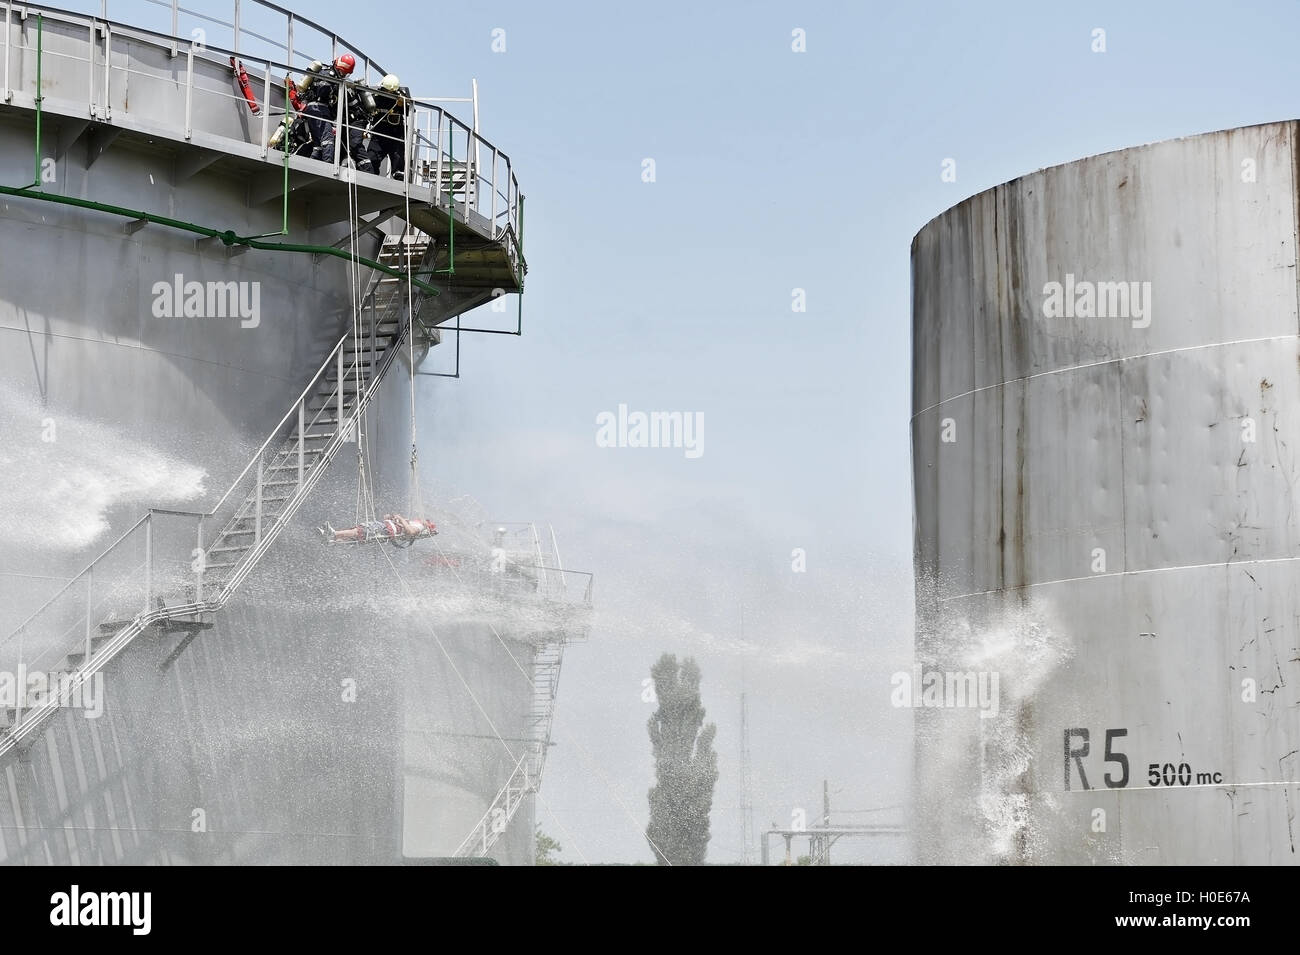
[911,121,1300,864]
[0,1,588,865]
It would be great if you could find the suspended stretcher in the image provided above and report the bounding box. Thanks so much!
[319,516,437,549]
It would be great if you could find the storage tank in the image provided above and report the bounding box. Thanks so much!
[0,1,579,865]
[911,120,1300,864]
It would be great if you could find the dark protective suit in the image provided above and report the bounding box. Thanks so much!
[301,66,373,170]
[365,87,412,178]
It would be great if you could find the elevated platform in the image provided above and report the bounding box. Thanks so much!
[0,1,525,313]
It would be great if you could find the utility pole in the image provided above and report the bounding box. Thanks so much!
[822,778,831,866]
[739,606,755,864]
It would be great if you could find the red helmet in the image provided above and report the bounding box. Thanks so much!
[334,53,356,75]
[424,520,437,535]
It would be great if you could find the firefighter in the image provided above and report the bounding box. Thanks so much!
[302,53,374,172]
[366,74,412,180]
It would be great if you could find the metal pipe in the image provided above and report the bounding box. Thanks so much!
[102,22,110,120]
[260,62,270,157]
[332,75,344,170]
[14,620,23,728]
[84,565,93,668]
[462,127,471,224]
[143,514,152,614]
[232,0,240,55]
[194,518,204,604]
[87,16,94,118]
[32,13,41,187]
[184,44,193,138]
[4,0,12,104]
[417,311,461,378]
[433,110,444,200]
[254,459,263,542]
[297,401,304,485]
[438,123,455,274]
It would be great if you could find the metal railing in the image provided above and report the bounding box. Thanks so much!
[453,639,566,859]
[0,234,439,757]
[449,523,590,858]
[1,2,523,272]
[59,0,390,82]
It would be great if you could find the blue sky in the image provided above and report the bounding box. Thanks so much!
[345,0,1300,863]
[96,0,1300,862]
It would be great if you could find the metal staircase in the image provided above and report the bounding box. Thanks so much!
[452,638,569,859]
[0,232,438,757]
[451,530,591,859]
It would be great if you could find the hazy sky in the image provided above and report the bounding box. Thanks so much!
[91,0,1300,862]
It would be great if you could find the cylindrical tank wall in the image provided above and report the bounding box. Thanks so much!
[911,121,1300,864]
[0,11,538,863]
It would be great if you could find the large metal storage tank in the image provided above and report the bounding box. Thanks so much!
[912,121,1300,864]
[0,1,546,864]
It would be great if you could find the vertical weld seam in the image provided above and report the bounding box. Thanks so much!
[993,187,1006,595]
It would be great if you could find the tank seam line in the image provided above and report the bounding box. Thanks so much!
[912,333,1297,420]
[941,552,1300,600]
[0,322,301,382]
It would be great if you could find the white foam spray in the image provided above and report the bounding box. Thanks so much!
[914,599,1074,863]
[0,385,206,551]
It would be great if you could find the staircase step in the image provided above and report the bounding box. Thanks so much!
[321,375,373,387]
[227,515,285,532]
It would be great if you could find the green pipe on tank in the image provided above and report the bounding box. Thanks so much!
[242,97,294,240]
[0,183,441,297]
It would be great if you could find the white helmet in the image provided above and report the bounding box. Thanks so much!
[381,74,401,92]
